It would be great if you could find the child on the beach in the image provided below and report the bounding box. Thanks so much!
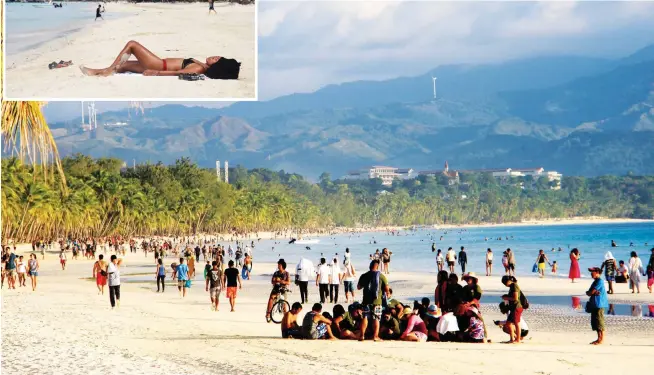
[552,261,558,274]
[647,265,653,293]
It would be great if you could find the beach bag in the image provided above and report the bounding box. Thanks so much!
[185,279,192,288]
[532,263,538,273]
[519,291,530,310]
[100,269,108,277]
[585,298,596,313]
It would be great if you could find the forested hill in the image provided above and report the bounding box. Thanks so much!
[47,43,654,179]
[2,156,653,241]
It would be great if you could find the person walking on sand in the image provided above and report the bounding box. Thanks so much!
[107,255,122,309]
[569,248,581,283]
[223,260,242,312]
[156,258,166,293]
[506,248,516,276]
[27,253,39,291]
[95,4,103,21]
[342,258,356,303]
[176,257,190,297]
[600,252,617,294]
[206,261,224,311]
[586,267,608,345]
[446,247,456,273]
[208,0,217,14]
[500,275,523,343]
[328,258,342,304]
[316,258,330,304]
[628,251,644,294]
[458,246,468,274]
[295,257,314,304]
[485,248,493,276]
[436,249,444,272]
[93,254,108,295]
[59,248,67,271]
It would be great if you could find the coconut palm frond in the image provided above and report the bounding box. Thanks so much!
[1,101,66,186]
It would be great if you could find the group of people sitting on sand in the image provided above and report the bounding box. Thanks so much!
[280,259,529,343]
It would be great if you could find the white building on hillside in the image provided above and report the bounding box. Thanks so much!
[343,166,407,186]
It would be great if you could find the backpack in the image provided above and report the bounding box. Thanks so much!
[363,271,380,303]
[519,291,530,310]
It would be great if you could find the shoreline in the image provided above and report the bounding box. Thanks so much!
[5,2,256,98]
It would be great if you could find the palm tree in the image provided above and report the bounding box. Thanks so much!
[1,101,66,185]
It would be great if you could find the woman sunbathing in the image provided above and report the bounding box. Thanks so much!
[80,40,240,79]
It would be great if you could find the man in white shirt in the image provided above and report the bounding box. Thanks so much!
[107,255,123,309]
[316,258,330,304]
[328,258,342,303]
[296,257,315,303]
[342,259,357,303]
[446,247,457,273]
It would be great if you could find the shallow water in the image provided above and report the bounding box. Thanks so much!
[5,3,125,55]
[242,222,653,277]
[528,295,654,318]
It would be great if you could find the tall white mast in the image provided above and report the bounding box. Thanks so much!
[216,160,221,182]
[432,76,437,100]
[224,161,229,183]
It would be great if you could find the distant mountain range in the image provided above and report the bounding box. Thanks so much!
[49,43,654,179]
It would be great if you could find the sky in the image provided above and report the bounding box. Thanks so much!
[44,1,654,122]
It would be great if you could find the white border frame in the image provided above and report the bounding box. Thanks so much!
[2,0,259,102]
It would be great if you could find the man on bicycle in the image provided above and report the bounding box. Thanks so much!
[266,259,290,322]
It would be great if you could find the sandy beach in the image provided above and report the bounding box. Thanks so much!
[2,244,653,375]
[4,2,255,99]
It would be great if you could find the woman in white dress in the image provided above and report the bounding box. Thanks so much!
[628,251,644,293]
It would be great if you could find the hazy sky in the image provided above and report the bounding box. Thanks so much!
[44,1,654,121]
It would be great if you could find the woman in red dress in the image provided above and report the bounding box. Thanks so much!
[569,248,581,283]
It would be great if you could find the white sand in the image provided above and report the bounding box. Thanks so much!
[5,2,255,99]
[3,245,654,375]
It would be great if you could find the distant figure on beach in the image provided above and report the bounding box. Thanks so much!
[316,258,330,304]
[436,249,444,272]
[223,260,242,312]
[500,275,524,343]
[586,267,608,345]
[93,254,108,295]
[107,255,122,309]
[446,247,456,273]
[342,259,356,303]
[569,249,581,283]
[485,248,493,276]
[600,252,617,294]
[458,246,467,274]
[611,240,617,247]
[551,261,558,274]
[95,4,103,21]
[176,257,190,297]
[628,251,644,293]
[296,257,314,304]
[506,248,516,276]
[79,41,240,79]
[535,250,551,278]
[59,249,67,270]
[156,258,166,293]
[209,0,217,14]
[381,248,392,274]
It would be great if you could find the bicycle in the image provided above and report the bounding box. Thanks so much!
[268,289,291,324]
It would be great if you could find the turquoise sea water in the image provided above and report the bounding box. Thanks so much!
[5,3,123,55]
[246,222,654,277]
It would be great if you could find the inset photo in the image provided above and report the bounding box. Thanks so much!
[4,0,256,100]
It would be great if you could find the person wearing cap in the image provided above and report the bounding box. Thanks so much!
[462,272,482,306]
[266,259,290,322]
[425,304,442,341]
[585,267,608,345]
[357,259,389,341]
[500,275,522,343]
[399,307,428,342]
[107,254,123,309]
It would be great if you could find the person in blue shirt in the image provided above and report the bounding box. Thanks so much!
[176,257,190,298]
[586,267,609,345]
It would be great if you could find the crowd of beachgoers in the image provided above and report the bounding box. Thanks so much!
[2,231,653,346]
